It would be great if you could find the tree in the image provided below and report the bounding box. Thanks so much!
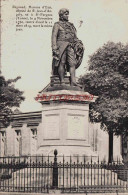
[0,74,25,127]
[79,42,128,162]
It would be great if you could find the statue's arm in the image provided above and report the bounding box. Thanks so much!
[73,25,78,40]
[52,23,59,52]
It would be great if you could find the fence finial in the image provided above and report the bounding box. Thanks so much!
[54,149,58,156]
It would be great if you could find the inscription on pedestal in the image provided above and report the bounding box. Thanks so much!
[44,114,60,139]
[67,115,85,140]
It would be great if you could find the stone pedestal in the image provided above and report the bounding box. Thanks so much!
[36,88,97,158]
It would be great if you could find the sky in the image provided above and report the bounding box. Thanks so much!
[1,0,128,112]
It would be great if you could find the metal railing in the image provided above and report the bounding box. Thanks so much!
[0,151,128,193]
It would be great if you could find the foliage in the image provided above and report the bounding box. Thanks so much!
[79,42,128,135]
[0,75,25,127]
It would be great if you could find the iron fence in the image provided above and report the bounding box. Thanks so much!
[0,151,128,193]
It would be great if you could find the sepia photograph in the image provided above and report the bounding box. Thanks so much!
[0,0,128,194]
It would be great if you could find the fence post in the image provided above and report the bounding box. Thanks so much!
[53,149,58,188]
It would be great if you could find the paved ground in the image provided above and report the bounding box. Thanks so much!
[0,192,128,195]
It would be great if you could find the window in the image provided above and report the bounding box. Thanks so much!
[31,128,37,136]
[15,130,21,156]
[0,131,6,157]
[30,128,37,155]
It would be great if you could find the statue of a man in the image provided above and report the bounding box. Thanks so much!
[51,8,84,86]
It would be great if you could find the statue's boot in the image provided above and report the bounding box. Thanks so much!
[58,64,65,86]
[71,81,83,88]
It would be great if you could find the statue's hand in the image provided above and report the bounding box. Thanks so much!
[53,49,60,60]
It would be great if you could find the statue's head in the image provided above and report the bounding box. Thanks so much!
[58,8,69,21]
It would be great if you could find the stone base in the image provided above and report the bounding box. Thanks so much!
[47,84,84,92]
[47,76,84,92]
[37,145,98,161]
[36,100,98,161]
[36,83,98,161]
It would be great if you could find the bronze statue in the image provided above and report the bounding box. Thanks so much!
[51,8,84,86]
